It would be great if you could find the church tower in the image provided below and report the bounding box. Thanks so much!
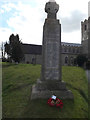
[81,1,90,61]
[81,19,88,56]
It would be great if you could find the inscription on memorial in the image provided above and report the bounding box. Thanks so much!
[45,68,59,80]
[45,42,59,68]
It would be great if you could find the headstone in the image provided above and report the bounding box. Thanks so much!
[31,1,73,99]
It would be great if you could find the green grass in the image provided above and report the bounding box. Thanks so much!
[2,62,88,118]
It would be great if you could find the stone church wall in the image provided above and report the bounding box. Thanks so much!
[24,54,42,64]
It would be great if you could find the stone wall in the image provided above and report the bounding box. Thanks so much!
[82,39,88,55]
[24,54,42,64]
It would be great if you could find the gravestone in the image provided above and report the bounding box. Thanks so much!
[31,0,73,99]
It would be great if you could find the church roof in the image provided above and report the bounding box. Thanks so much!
[21,44,42,54]
[22,42,81,54]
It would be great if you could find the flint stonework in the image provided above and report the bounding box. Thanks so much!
[31,1,74,99]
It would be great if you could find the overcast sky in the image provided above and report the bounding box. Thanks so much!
[0,0,89,57]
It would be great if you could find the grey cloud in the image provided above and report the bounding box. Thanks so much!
[59,10,87,32]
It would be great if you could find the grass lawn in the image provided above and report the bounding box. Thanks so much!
[2,62,88,118]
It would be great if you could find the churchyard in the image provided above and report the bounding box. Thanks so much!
[2,62,88,118]
[1,0,90,118]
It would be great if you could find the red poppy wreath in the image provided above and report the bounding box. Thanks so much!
[47,95,63,108]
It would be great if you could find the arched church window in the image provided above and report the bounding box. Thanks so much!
[65,56,68,64]
[85,24,87,31]
[74,57,77,65]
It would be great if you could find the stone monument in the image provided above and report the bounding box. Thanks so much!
[31,0,73,99]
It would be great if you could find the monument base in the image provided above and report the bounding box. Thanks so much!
[31,79,74,100]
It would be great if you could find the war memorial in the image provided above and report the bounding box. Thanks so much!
[31,0,74,99]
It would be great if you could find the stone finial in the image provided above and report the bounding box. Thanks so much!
[45,1,59,19]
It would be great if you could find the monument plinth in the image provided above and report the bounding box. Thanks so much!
[31,1,73,99]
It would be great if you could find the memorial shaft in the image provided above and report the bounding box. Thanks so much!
[41,2,61,81]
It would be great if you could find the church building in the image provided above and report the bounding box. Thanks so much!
[21,42,81,66]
